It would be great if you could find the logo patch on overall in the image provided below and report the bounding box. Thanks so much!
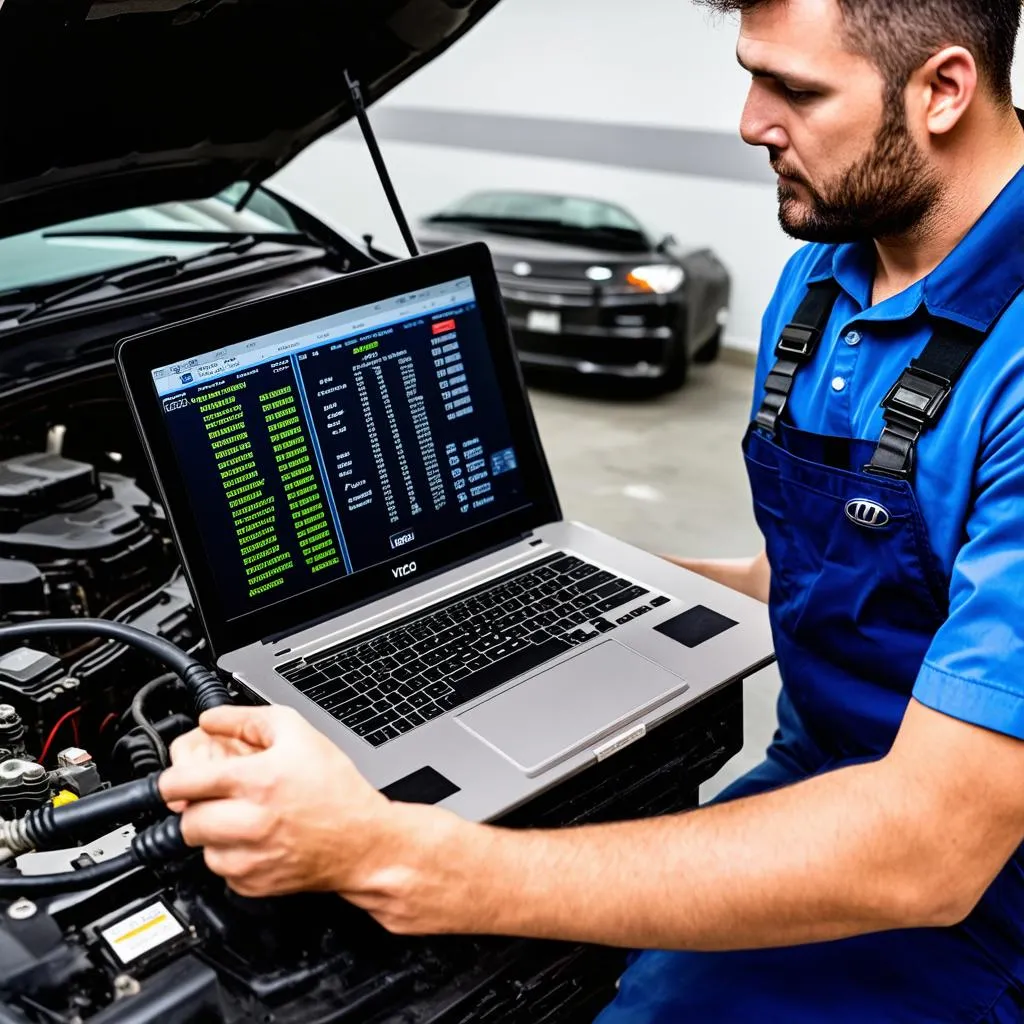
[845,499,891,529]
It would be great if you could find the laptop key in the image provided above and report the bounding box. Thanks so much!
[405,710,426,726]
[393,718,414,735]
[365,730,390,747]
[424,682,454,699]
[358,713,393,734]
[287,667,325,690]
[338,706,379,728]
[591,618,616,633]
[550,556,584,573]
[592,594,633,615]
[451,637,572,703]
[301,679,347,703]
[409,692,432,709]
[334,696,372,718]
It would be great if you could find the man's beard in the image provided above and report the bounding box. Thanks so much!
[773,97,942,244]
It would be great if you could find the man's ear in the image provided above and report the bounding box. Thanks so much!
[908,45,978,137]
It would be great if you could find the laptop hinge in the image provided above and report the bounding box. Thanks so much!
[260,531,538,648]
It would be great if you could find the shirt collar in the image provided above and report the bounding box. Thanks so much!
[805,159,1024,332]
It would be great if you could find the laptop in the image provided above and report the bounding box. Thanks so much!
[116,241,773,820]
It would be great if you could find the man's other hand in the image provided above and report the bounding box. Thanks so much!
[158,705,413,899]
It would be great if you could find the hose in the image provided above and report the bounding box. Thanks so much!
[0,773,167,857]
[0,816,190,897]
[0,619,231,714]
[130,673,182,769]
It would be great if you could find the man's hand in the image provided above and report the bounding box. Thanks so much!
[159,705,451,905]
[663,549,770,603]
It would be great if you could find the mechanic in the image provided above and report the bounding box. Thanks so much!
[160,0,1024,1018]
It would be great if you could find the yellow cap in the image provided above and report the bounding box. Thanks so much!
[52,789,79,807]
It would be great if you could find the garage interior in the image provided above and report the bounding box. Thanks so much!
[6,0,1023,1020]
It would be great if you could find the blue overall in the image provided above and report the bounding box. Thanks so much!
[597,167,1024,1022]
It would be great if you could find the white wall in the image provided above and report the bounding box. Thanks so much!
[272,0,1024,354]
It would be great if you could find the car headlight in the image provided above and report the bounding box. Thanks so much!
[626,264,685,294]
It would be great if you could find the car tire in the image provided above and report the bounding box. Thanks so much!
[660,339,690,391]
[692,327,722,365]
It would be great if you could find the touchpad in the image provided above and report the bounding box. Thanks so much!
[456,641,687,777]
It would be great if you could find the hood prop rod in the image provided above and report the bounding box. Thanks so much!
[344,70,420,259]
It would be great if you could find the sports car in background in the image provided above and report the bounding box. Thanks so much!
[417,190,731,390]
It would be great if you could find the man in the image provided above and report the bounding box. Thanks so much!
[160,0,1024,1018]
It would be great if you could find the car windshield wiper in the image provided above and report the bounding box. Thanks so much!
[6,235,303,327]
[432,215,645,243]
[42,228,312,245]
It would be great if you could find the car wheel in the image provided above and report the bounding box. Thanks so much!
[692,327,722,365]
[660,338,690,391]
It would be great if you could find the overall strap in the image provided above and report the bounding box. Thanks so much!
[755,279,843,435]
[864,321,986,480]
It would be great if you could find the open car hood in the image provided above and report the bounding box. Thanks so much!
[0,0,501,240]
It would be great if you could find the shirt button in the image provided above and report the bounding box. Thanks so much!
[831,376,847,393]
[845,331,861,346]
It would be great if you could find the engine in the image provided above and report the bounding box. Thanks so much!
[0,449,740,1024]
[0,452,200,790]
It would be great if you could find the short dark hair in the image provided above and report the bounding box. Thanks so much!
[697,0,1021,105]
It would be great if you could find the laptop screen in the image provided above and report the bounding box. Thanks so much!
[150,275,529,620]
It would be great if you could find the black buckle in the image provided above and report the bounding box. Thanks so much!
[880,368,951,428]
[863,454,914,480]
[776,324,819,359]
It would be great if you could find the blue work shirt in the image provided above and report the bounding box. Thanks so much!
[752,164,1024,741]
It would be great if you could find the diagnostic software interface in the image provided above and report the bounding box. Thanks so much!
[152,277,527,619]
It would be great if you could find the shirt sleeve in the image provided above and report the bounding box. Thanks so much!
[913,363,1024,739]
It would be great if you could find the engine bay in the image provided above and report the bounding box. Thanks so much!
[0,369,744,1024]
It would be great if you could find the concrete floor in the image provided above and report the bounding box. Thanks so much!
[525,358,782,799]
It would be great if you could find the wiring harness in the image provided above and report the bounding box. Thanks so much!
[0,617,230,897]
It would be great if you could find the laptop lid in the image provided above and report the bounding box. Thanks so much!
[116,242,560,657]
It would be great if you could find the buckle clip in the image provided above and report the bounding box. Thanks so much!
[863,458,913,481]
[776,324,819,359]
[881,368,951,428]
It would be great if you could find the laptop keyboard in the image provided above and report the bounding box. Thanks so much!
[277,552,671,748]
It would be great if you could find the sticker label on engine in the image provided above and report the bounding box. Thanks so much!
[101,901,185,964]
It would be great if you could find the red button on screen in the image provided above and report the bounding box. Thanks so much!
[432,319,456,335]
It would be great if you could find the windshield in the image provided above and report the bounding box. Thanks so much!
[430,192,651,251]
[0,185,300,294]
[435,192,646,232]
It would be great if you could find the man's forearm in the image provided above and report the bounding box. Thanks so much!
[368,758,969,948]
[664,550,770,603]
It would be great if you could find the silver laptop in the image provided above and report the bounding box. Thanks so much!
[116,242,773,821]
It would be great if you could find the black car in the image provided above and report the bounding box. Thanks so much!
[417,190,731,390]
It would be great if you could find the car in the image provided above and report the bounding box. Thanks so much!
[417,190,731,390]
[0,4,744,1023]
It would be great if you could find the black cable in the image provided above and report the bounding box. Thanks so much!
[0,817,190,897]
[0,851,137,896]
[344,70,420,258]
[0,619,231,714]
[130,673,182,769]
[17,773,166,851]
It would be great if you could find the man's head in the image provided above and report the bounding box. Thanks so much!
[696,0,1022,243]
